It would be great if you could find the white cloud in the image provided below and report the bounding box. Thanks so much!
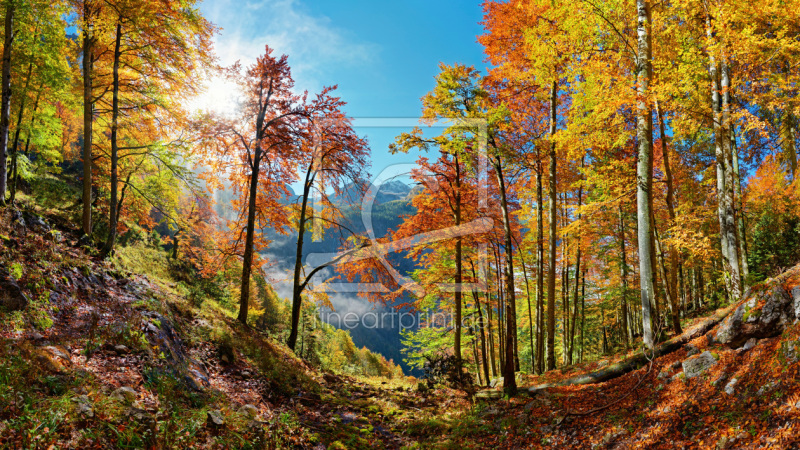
[193,0,378,114]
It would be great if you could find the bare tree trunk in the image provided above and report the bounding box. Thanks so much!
[580,268,586,363]
[720,58,741,300]
[471,262,491,385]
[469,325,481,386]
[568,159,584,365]
[654,221,682,334]
[562,219,569,365]
[656,101,683,334]
[619,205,631,348]
[492,158,517,395]
[289,166,314,348]
[698,266,705,308]
[707,12,739,302]
[453,155,464,373]
[82,1,94,235]
[731,115,749,286]
[495,247,505,375]
[0,0,14,205]
[102,21,123,257]
[516,241,535,373]
[546,79,558,370]
[601,301,608,354]
[486,287,497,378]
[7,61,32,204]
[536,164,545,374]
[636,0,655,350]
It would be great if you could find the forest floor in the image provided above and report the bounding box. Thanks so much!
[2,201,800,449]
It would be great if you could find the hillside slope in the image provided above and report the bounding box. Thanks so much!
[2,204,800,449]
[467,269,800,449]
[0,205,462,449]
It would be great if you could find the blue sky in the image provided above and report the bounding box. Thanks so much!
[197,0,488,184]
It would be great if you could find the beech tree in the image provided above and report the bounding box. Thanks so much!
[287,91,369,351]
[97,0,213,257]
[392,127,481,378]
[196,46,307,325]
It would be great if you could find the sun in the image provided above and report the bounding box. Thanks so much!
[187,73,242,117]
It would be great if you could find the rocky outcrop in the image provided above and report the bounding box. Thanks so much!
[716,269,800,348]
[0,268,28,311]
[9,209,51,235]
[22,211,51,234]
[142,312,210,392]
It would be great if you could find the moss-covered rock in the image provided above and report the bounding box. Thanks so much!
[716,269,799,348]
[682,351,719,379]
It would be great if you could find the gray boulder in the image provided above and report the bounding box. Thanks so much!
[793,286,800,322]
[716,279,797,348]
[112,387,138,405]
[711,372,728,388]
[741,338,758,352]
[757,381,779,396]
[780,340,799,364]
[239,404,259,419]
[207,410,225,427]
[724,377,738,395]
[682,351,719,379]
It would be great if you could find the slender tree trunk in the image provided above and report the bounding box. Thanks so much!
[495,249,505,374]
[698,266,705,307]
[517,242,535,373]
[636,0,655,350]
[601,301,608,354]
[486,286,497,378]
[238,149,262,325]
[536,163,545,374]
[0,0,14,205]
[102,22,123,257]
[172,232,180,260]
[732,128,749,285]
[471,262,491,386]
[562,197,570,366]
[619,205,631,348]
[580,268,586,363]
[493,158,517,395]
[656,101,683,335]
[115,173,131,225]
[653,221,682,334]
[7,61,32,204]
[10,88,40,205]
[454,155,463,374]
[289,167,314,349]
[546,79,558,370]
[568,159,584,365]
[238,77,272,326]
[720,58,741,301]
[470,325,481,386]
[688,267,694,311]
[82,2,94,235]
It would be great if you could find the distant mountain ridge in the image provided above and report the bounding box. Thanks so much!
[259,179,419,373]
